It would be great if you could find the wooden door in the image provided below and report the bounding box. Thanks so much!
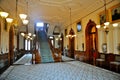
[85,20,98,64]
[68,28,75,58]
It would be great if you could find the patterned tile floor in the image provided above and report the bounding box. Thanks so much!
[13,54,32,65]
[0,55,120,80]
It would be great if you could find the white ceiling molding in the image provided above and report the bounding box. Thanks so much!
[0,0,118,35]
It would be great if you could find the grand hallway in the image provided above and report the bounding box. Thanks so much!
[0,0,120,80]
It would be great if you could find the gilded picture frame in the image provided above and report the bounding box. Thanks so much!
[110,3,120,22]
[99,10,109,25]
[76,21,82,32]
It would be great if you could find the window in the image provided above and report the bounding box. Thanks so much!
[77,22,82,32]
[25,39,31,50]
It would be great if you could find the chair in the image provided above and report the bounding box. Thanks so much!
[96,58,105,67]
[110,61,120,72]
[110,56,120,72]
[96,54,105,67]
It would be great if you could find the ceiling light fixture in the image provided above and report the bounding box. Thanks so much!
[19,14,27,20]
[96,0,120,34]
[2,0,28,26]
[0,11,9,18]
[20,1,36,40]
[22,19,29,25]
[66,8,76,38]
[6,18,13,23]
[96,0,110,34]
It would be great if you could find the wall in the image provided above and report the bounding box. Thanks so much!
[64,1,120,54]
[0,17,9,54]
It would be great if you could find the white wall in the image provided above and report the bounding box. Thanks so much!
[0,18,9,54]
[64,1,120,54]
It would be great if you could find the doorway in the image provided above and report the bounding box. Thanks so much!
[85,20,98,64]
[68,28,75,58]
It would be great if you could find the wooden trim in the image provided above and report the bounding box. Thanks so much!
[9,25,14,65]
[109,3,120,23]
[85,20,98,63]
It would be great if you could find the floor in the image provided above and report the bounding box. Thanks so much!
[0,54,120,80]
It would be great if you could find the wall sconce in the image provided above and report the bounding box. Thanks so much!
[0,11,9,18]
[6,18,13,23]
[6,18,14,31]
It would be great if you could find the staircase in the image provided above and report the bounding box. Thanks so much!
[38,30,54,63]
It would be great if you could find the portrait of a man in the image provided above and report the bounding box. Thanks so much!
[100,14,106,25]
[112,6,120,21]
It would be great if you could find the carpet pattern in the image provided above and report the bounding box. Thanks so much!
[38,30,54,63]
[0,57,120,80]
[13,54,32,65]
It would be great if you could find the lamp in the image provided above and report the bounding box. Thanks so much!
[0,0,28,26]
[20,1,36,40]
[19,14,27,20]
[112,23,119,27]
[96,0,110,34]
[21,32,36,40]
[14,0,28,25]
[0,12,9,18]
[22,19,29,25]
[6,18,13,23]
[66,8,76,38]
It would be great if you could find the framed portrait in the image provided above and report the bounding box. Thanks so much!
[76,22,82,32]
[99,11,108,25]
[110,3,120,22]
[102,43,107,53]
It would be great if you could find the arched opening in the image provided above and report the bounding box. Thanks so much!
[68,28,75,58]
[85,20,98,64]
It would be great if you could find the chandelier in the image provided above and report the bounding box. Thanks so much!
[20,1,36,40]
[96,0,119,34]
[21,32,36,40]
[0,0,28,25]
[96,0,110,34]
[66,8,76,38]
[0,12,9,18]
[0,0,36,40]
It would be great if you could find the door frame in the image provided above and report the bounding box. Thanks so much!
[85,20,98,63]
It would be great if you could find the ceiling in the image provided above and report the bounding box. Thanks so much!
[0,0,118,35]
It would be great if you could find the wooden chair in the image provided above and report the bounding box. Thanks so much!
[96,54,105,67]
[110,61,120,72]
[110,55,120,72]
